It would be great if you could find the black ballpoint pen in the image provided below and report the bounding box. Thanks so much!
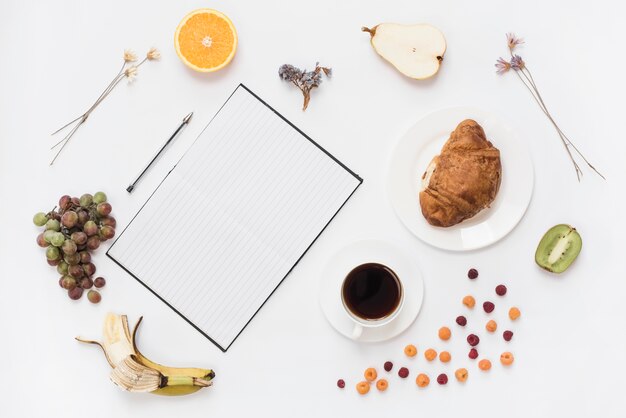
[126,112,193,193]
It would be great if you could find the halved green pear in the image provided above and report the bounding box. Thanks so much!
[362,23,446,79]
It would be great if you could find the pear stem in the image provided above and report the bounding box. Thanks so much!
[361,26,376,37]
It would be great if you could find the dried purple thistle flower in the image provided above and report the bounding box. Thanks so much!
[506,33,524,51]
[495,57,511,74]
[278,62,332,111]
[510,55,525,70]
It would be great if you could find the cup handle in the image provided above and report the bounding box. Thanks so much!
[351,323,363,340]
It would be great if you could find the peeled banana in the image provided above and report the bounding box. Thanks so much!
[77,313,215,396]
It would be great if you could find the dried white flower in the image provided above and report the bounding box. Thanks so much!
[124,66,138,81]
[124,49,137,63]
[147,47,161,61]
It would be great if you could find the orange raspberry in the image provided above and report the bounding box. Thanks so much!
[509,307,521,320]
[364,368,377,382]
[478,359,492,371]
[455,368,468,382]
[486,319,497,332]
[416,373,430,388]
[424,348,437,361]
[439,351,451,363]
[376,379,388,391]
[438,326,451,340]
[404,344,417,357]
[500,352,514,366]
[463,295,476,308]
[356,381,370,395]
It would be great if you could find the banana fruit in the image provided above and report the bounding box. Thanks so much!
[76,313,215,396]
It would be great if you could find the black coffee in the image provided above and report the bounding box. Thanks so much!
[341,263,401,320]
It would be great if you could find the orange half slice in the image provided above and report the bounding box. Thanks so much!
[174,9,237,72]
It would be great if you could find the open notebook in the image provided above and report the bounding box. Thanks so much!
[107,84,362,351]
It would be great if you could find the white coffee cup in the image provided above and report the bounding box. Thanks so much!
[340,263,404,339]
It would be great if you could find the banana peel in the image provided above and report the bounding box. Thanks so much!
[77,313,215,396]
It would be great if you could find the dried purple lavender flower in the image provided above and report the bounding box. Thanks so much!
[495,57,511,74]
[506,33,524,51]
[510,55,525,70]
[278,62,332,111]
[496,33,603,181]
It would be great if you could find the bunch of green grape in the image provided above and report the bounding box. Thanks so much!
[33,192,115,303]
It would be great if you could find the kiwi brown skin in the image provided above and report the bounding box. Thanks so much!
[535,224,582,274]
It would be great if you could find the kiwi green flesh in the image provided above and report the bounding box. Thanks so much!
[535,224,582,273]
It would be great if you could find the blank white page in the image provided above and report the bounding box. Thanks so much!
[108,84,362,351]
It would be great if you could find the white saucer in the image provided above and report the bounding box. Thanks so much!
[319,240,424,343]
[387,106,534,251]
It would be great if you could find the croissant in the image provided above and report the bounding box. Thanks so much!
[419,119,502,227]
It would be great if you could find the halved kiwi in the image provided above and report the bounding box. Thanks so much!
[535,224,582,273]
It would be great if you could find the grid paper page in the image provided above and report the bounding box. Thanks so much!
[108,85,361,351]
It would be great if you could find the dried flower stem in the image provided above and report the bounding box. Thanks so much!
[513,63,603,180]
[496,34,603,181]
[50,49,159,165]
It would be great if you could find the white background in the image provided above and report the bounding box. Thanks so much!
[1,0,625,417]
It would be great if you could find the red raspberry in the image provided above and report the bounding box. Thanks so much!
[483,301,495,313]
[495,285,507,296]
[437,373,448,385]
[398,367,409,378]
[467,268,479,279]
[468,348,478,359]
[456,315,467,326]
[503,330,514,341]
[467,334,480,346]
[337,379,345,389]
[384,361,393,372]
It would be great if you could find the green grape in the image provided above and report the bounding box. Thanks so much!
[62,239,77,255]
[100,226,115,240]
[101,216,116,228]
[36,233,49,248]
[33,212,48,226]
[83,262,96,277]
[50,232,65,247]
[64,253,80,266]
[93,191,107,204]
[45,219,61,231]
[79,193,93,207]
[57,261,69,275]
[96,202,112,217]
[46,246,60,260]
[59,195,72,211]
[68,287,84,300]
[71,231,88,245]
[87,290,101,304]
[69,264,84,279]
[77,210,89,226]
[78,251,91,264]
[62,275,77,290]
[43,230,56,243]
[83,221,98,236]
[86,236,100,250]
[61,211,78,228]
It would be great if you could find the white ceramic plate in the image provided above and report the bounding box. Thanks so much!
[387,107,534,251]
[319,240,424,343]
